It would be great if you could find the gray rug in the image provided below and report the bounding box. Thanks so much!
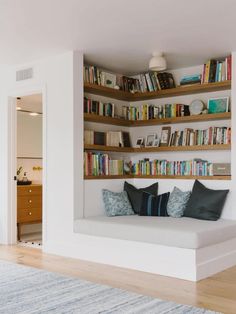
[0,260,219,314]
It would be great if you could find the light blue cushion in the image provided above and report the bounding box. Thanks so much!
[102,189,135,217]
[167,187,191,218]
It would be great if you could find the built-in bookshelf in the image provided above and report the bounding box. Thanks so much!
[84,72,231,181]
[84,80,231,101]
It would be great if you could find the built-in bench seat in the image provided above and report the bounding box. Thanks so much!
[74,215,236,249]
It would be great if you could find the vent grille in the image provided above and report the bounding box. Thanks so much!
[16,68,33,81]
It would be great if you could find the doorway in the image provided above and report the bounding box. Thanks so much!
[15,94,43,248]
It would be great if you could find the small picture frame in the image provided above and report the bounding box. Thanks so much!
[160,127,171,146]
[208,97,229,114]
[135,137,144,148]
[145,134,156,147]
[153,137,160,147]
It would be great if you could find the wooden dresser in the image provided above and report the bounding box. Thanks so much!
[17,184,42,240]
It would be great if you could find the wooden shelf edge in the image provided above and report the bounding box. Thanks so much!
[84,144,231,153]
[84,112,231,127]
[84,175,231,180]
[84,81,231,102]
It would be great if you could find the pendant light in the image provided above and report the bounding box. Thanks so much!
[149,52,167,71]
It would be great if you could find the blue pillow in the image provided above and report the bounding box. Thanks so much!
[102,189,134,217]
[139,192,170,216]
[167,187,191,218]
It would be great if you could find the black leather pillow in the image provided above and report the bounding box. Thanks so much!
[124,181,158,214]
[184,180,229,221]
[139,192,170,216]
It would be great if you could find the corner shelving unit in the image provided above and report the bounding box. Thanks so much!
[84,80,231,181]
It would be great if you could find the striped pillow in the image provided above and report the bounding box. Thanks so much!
[139,192,170,216]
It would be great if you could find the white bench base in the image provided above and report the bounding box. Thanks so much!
[44,227,236,282]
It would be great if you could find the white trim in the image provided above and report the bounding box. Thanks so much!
[7,84,47,245]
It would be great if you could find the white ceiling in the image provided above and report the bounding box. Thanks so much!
[0,0,235,74]
[17,94,42,113]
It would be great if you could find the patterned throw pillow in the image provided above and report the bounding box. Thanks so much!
[102,189,135,217]
[139,192,170,216]
[167,187,191,218]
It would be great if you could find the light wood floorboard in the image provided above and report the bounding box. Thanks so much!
[0,245,236,314]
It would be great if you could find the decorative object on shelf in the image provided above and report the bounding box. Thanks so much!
[189,99,204,115]
[153,137,160,147]
[135,137,145,148]
[208,97,229,114]
[160,127,171,146]
[180,74,201,86]
[212,163,231,176]
[145,134,156,147]
[102,72,117,88]
[149,52,167,71]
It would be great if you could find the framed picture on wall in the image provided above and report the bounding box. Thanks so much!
[208,97,229,114]
[160,127,171,146]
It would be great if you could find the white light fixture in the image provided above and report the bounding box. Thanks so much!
[149,52,167,71]
[29,112,39,116]
[16,106,21,110]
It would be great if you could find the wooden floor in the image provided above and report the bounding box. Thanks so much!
[0,245,236,314]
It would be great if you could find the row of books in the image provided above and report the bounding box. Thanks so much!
[83,65,176,92]
[122,103,190,121]
[120,72,176,92]
[168,127,231,147]
[84,97,115,117]
[84,152,124,176]
[84,130,131,147]
[131,159,213,176]
[201,56,231,84]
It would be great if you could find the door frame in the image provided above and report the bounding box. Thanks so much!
[8,84,47,245]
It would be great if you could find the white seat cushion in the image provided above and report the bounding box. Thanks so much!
[74,215,236,249]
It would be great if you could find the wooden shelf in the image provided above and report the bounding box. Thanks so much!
[84,144,231,153]
[84,81,231,102]
[84,113,131,126]
[84,112,231,127]
[84,175,231,180]
[84,83,131,101]
[84,175,134,180]
[132,144,231,153]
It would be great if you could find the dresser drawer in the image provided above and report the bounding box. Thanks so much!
[17,207,42,223]
[17,185,42,196]
[17,195,42,209]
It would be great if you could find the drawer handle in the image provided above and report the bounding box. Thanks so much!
[29,189,32,193]
[28,212,32,216]
[28,200,32,203]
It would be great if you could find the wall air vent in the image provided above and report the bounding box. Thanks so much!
[16,68,33,81]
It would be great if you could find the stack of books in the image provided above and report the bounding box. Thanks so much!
[84,97,115,117]
[84,65,117,88]
[122,103,189,121]
[201,56,231,83]
[84,152,124,176]
[169,126,231,147]
[84,130,131,147]
[131,159,213,176]
[180,74,201,86]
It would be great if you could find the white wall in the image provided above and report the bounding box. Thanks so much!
[0,51,83,245]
